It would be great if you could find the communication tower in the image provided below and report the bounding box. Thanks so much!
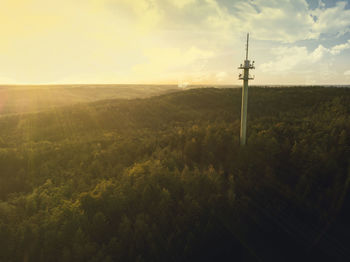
[238,33,255,146]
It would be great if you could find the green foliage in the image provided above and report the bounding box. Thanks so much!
[0,87,349,261]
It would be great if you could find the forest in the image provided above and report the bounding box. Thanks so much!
[0,86,349,261]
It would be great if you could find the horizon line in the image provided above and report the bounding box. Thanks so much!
[0,83,350,87]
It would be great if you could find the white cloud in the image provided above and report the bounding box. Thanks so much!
[101,0,318,43]
[131,46,214,82]
[261,46,316,72]
[216,71,228,82]
[312,1,350,37]
[261,40,350,73]
[135,47,213,70]
[330,40,350,55]
[310,45,329,62]
[171,0,196,9]
[228,0,317,43]
[180,0,350,43]
[344,70,350,76]
[95,0,350,44]
[230,0,350,42]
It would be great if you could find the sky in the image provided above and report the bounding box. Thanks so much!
[0,0,350,85]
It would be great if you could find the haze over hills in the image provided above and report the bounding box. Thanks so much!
[0,85,180,116]
[1,84,349,117]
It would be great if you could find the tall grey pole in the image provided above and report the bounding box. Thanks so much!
[239,33,254,146]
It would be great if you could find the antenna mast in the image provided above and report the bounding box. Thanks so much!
[238,33,255,146]
[246,33,249,60]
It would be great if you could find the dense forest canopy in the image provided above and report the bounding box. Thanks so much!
[0,86,349,261]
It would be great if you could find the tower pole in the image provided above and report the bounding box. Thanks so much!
[238,33,255,146]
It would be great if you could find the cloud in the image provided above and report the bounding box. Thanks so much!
[344,70,350,76]
[171,0,196,9]
[211,0,350,43]
[330,40,350,55]
[312,1,350,37]
[261,40,350,73]
[134,47,213,71]
[131,46,214,82]
[260,46,319,72]
[216,71,228,82]
[104,0,162,32]
[95,0,350,44]
[226,0,316,43]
